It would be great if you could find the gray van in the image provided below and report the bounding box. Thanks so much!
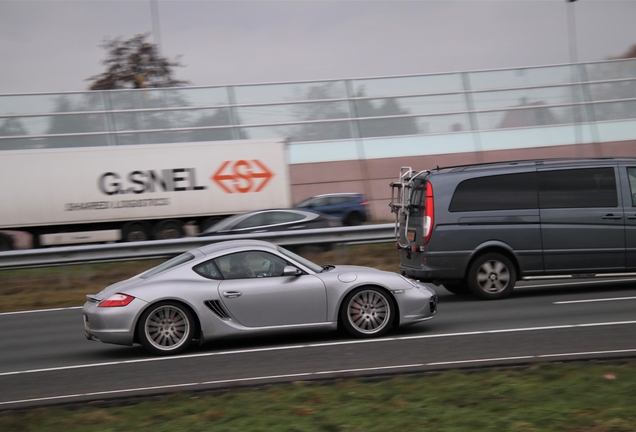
[389,158,636,300]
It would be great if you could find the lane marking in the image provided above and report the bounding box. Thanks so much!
[2,320,636,378]
[554,296,636,304]
[428,356,534,366]
[0,306,82,317]
[517,278,636,290]
[3,349,636,407]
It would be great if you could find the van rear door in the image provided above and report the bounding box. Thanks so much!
[538,166,625,273]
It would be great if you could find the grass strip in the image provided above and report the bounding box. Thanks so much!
[1,362,636,431]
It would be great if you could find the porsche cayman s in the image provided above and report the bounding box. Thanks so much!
[83,240,438,355]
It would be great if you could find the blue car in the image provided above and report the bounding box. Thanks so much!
[295,193,369,226]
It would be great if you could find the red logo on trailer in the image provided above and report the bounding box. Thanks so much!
[212,160,275,194]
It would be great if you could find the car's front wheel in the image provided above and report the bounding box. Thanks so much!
[340,287,393,338]
[137,302,195,355]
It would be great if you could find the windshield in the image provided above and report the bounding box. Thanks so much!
[140,253,195,279]
[277,246,323,273]
[295,197,318,207]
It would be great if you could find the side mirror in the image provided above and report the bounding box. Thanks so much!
[283,266,302,277]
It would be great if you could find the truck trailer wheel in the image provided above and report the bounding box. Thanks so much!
[153,220,184,240]
[0,233,14,251]
[122,222,151,242]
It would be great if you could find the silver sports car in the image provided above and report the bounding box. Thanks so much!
[83,240,438,355]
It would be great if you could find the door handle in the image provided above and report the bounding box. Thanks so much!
[602,214,622,220]
[627,215,636,220]
[222,291,242,298]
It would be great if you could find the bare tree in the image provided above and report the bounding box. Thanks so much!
[87,33,189,90]
[611,43,636,59]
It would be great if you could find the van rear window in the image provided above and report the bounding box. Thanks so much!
[449,172,538,212]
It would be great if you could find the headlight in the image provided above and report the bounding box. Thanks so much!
[398,274,420,288]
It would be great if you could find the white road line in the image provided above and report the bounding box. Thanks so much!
[0,306,82,316]
[2,349,636,407]
[554,296,636,304]
[2,320,636,378]
[516,278,636,289]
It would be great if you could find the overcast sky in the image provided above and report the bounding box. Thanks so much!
[1,0,635,94]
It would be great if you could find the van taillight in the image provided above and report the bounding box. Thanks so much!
[423,182,434,245]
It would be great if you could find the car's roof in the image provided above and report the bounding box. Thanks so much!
[195,239,279,256]
[310,193,362,198]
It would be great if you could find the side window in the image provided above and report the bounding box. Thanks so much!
[214,251,291,280]
[627,168,636,207]
[449,172,538,212]
[262,211,305,225]
[538,167,618,209]
[332,196,351,205]
[193,260,222,280]
[312,197,329,207]
[234,214,265,229]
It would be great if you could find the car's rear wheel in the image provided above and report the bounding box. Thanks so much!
[467,253,516,300]
[344,212,363,226]
[137,302,194,355]
[340,287,393,338]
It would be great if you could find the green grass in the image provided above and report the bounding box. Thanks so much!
[2,362,636,431]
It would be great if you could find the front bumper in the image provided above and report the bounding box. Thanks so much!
[395,283,438,326]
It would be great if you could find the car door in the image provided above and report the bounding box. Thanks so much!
[538,166,625,273]
[215,251,327,327]
[619,165,636,271]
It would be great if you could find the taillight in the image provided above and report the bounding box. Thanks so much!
[98,293,135,307]
[423,182,434,245]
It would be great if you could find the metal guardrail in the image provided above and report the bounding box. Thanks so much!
[0,224,395,270]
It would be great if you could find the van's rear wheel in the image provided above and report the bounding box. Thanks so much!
[467,253,516,300]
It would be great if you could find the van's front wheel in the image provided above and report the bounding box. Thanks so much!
[467,253,516,300]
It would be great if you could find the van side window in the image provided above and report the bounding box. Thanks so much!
[627,168,636,207]
[538,167,617,209]
[449,172,538,212]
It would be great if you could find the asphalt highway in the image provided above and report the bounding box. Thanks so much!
[1,277,636,410]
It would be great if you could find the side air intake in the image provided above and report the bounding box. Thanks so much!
[205,300,231,320]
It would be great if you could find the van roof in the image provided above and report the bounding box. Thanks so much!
[429,157,636,175]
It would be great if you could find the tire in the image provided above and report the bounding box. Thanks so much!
[137,302,195,355]
[344,212,363,226]
[0,233,14,251]
[339,287,393,338]
[153,219,184,240]
[467,253,516,300]
[122,222,151,242]
[443,281,470,295]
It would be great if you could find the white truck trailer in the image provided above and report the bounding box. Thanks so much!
[0,139,291,250]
